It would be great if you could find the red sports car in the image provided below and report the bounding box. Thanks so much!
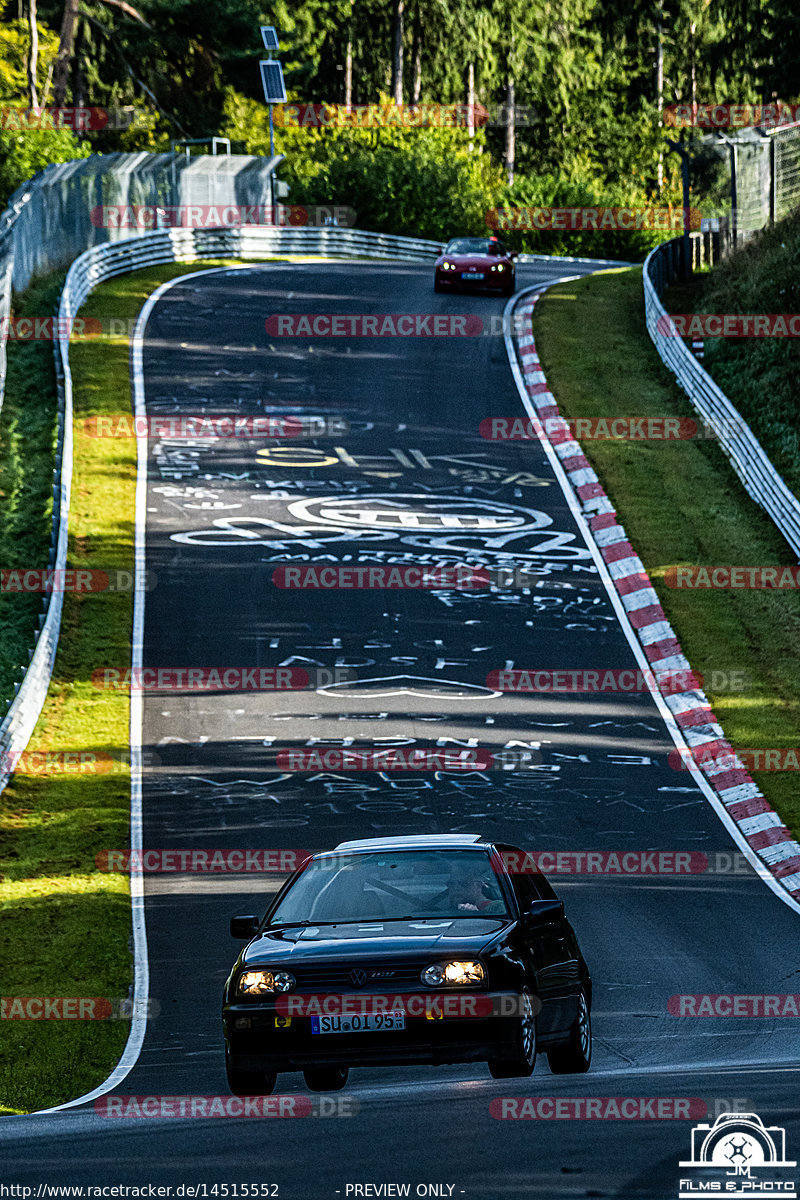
[434,236,517,296]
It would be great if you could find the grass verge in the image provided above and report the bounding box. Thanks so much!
[665,211,800,500]
[0,258,242,1114]
[0,275,62,710]
[534,267,800,838]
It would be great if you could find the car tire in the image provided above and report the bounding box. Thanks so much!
[225,1055,278,1096]
[488,988,537,1079]
[434,279,443,292]
[303,1066,350,1092]
[547,989,592,1074]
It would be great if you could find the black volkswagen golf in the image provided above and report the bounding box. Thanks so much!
[222,834,591,1093]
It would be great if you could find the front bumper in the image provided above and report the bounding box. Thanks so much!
[222,992,521,1070]
[435,270,513,291]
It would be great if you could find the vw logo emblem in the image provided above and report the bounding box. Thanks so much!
[349,969,367,987]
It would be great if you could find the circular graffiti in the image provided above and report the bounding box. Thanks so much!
[286,494,552,534]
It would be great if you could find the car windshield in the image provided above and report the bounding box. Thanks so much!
[445,238,502,256]
[269,850,511,924]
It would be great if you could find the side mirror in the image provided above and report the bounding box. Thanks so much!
[230,915,260,939]
[508,249,519,259]
[526,898,564,923]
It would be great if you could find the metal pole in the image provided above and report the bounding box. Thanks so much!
[730,142,737,247]
[771,133,777,225]
[269,102,274,159]
[715,134,737,251]
[667,140,692,281]
[681,149,691,276]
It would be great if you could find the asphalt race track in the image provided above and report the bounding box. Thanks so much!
[2,259,799,1198]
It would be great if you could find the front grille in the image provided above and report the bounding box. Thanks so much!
[291,963,424,992]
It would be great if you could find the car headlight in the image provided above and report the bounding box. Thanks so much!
[491,263,507,271]
[237,969,295,995]
[421,961,485,987]
[442,261,454,270]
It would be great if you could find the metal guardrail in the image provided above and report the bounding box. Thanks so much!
[0,271,73,794]
[0,223,444,794]
[644,238,800,557]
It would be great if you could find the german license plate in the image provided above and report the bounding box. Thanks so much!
[310,1011,406,1034]
[462,272,484,280]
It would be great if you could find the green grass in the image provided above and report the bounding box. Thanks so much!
[534,267,800,837]
[0,275,63,711]
[664,210,800,499]
[0,258,244,1114]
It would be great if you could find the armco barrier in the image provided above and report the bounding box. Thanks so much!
[0,223,444,796]
[644,238,800,557]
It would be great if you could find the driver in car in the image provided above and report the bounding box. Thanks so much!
[430,860,506,915]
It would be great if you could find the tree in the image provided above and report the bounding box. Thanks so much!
[391,0,403,102]
[51,0,79,107]
[27,0,39,108]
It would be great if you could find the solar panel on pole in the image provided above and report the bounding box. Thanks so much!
[259,60,286,102]
[261,26,280,51]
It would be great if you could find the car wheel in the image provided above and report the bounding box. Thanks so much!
[434,279,443,292]
[547,989,592,1074]
[303,1066,350,1092]
[225,1055,278,1096]
[488,988,537,1079]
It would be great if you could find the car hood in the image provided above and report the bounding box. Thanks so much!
[241,918,509,965]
